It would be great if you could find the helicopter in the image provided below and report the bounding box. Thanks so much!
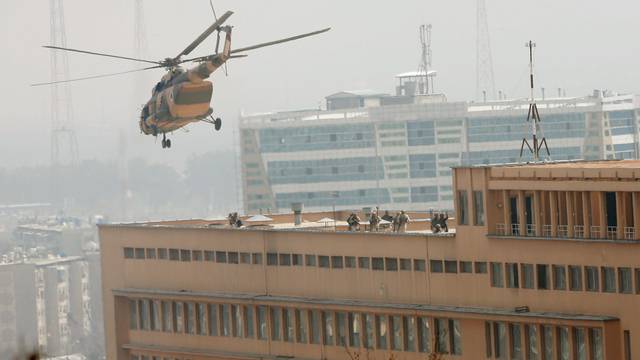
[34,10,330,149]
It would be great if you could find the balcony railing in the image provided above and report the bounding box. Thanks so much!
[493,223,638,241]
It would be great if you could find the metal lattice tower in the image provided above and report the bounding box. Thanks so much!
[50,0,79,168]
[475,0,496,101]
[417,24,433,95]
[134,0,148,59]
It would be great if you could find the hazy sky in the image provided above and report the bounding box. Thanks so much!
[2,0,639,169]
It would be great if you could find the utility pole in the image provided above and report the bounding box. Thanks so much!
[50,0,79,208]
[519,41,550,162]
[476,0,496,101]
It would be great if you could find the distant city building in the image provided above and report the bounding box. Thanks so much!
[240,81,640,214]
[100,159,640,359]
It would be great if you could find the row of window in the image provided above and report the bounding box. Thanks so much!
[124,248,640,295]
[489,262,640,295]
[484,322,604,360]
[128,298,462,355]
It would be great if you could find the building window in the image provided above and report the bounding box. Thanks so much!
[506,263,519,288]
[257,306,267,340]
[536,264,549,290]
[435,318,449,353]
[521,263,534,289]
[146,248,156,259]
[574,328,587,360]
[150,300,161,331]
[305,254,316,266]
[216,251,227,263]
[485,322,492,358]
[473,191,485,225]
[279,253,291,266]
[169,249,179,261]
[376,315,388,350]
[414,259,426,272]
[252,253,263,265]
[173,302,184,333]
[445,260,458,274]
[585,266,600,292]
[510,324,522,360]
[475,261,488,274]
[619,267,633,294]
[323,311,334,345]
[292,254,303,266]
[336,312,347,346]
[399,258,411,271]
[430,260,444,273]
[158,248,168,259]
[418,317,431,353]
[318,255,330,268]
[220,304,230,336]
[296,309,307,343]
[590,328,604,360]
[179,249,191,262]
[162,301,172,333]
[403,316,416,351]
[196,303,207,335]
[363,314,375,349]
[267,253,278,266]
[310,310,321,344]
[459,261,472,273]
[138,299,150,330]
[204,250,214,261]
[493,322,506,359]
[135,248,145,259]
[345,256,356,268]
[185,303,195,334]
[385,257,398,271]
[457,191,468,225]
[602,267,616,293]
[372,257,384,270]
[526,324,538,360]
[490,262,504,288]
[129,299,138,330]
[245,306,255,338]
[390,315,402,350]
[232,304,244,338]
[542,325,553,360]
[331,256,344,269]
[558,327,570,360]
[240,252,251,264]
[569,265,583,291]
[228,252,239,264]
[284,308,294,342]
[192,250,203,261]
[358,257,370,269]
[271,307,282,341]
[553,265,566,290]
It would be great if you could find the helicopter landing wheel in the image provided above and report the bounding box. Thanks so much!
[166,139,172,148]
[214,118,222,131]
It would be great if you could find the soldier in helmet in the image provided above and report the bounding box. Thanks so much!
[397,210,410,233]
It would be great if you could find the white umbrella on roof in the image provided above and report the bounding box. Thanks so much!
[316,217,335,224]
[245,215,274,222]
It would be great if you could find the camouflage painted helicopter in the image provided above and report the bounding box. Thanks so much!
[34,10,330,148]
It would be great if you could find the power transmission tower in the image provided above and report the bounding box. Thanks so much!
[476,0,496,101]
[50,0,79,208]
[519,41,550,162]
[417,24,433,95]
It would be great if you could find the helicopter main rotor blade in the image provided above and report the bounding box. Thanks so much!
[179,53,247,64]
[176,10,233,59]
[43,45,161,65]
[230,27,331,54]
[31,65,163,87]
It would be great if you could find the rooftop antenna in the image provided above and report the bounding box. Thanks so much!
[418,24,432,94]
[476,0,496,101]
[519,41,550,162]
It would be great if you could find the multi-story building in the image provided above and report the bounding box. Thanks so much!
[240,83,640,213]
[101,159,640,360]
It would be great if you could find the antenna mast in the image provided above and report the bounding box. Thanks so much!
[418,24,433,95]
[476,0,496,101]
[519,41,550,162]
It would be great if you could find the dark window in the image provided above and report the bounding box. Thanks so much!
[192,250,203,261]
[457,191,468,225]
[414,259,426,272]
[228,252,239,264]
[331,256,344,269]
[319,255,330,268]
[135,248,145,259]
[430,260,444,273]
[216,251,227,263]
[569,265,583,291]
[279,253,291,266]
[332,167,338,174]
[473,191,485,225]
[636,268,640,294]
[240,252,251,264]
[385,257,398,271]
[345,256,356,268]
[585,266,600,291]
[475,262,488,274]
[180,249,191,262]
[459,261,472,273]
[485,322,492,358]
[619,267,632,294]
[146,248,156,259]
[536,264,549,290]
[358,257,370,269]
[267,253,278,266]
[305,168,313,175]
[292,254,303,266]
[445,260,458,274]
[490,262,504,287]
[157,248,168,259]
[521,264,534,289]
[399,258,411,271]
[124,248,134,259]
[602,267,616,293]
[204,250,214,261]
[305,254,316,266]
[330,134,337,141]
[169,249,179,261]
[553,265,566,290]
[372,257,384,270]
[506,263,519,288]
[252,253,263,265]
